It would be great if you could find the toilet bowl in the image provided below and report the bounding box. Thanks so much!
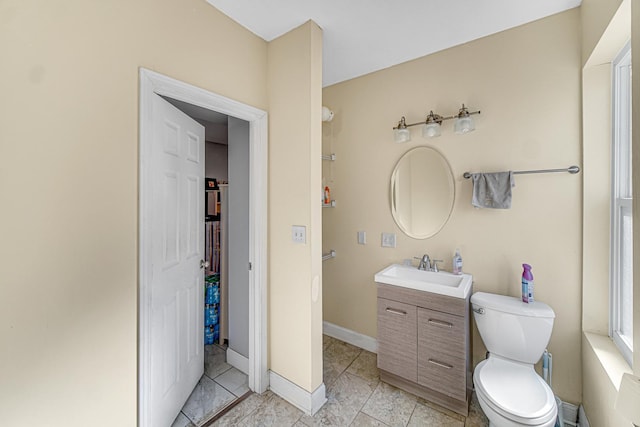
[474,356,557,426]
[471,292,557,427]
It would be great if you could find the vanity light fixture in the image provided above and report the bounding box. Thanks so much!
[392,104,481,141]
[393,116,412,143]
[422,111,443,138]
[453,104,476,134]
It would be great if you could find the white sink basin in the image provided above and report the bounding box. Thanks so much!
[374,264,473,299]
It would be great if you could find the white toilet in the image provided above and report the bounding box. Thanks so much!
[471,292,557,427]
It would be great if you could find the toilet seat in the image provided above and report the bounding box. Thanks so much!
[474,357,557,426]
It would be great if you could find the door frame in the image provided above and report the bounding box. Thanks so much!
[138,68,268,427]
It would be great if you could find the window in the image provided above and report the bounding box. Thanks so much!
[611,42,633,366]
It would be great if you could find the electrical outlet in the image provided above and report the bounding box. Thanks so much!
[292,225,306,244]
[381,232,396,248]
[357,231,366,245]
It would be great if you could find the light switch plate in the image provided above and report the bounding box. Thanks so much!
[381,232,396,248]
[357,231,366,245]
[292,225,306,244]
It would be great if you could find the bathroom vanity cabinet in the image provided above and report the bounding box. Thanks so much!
[377,283,472,416]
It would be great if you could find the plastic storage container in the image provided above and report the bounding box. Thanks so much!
[453,249,463,275]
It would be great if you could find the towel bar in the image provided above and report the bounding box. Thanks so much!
[463,165,580,179]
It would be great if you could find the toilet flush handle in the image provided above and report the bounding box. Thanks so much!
[472,306,485,315]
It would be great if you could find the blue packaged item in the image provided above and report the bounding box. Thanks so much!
[205,284,215,305]
[205,306,217,326]
[212,285,220,304]
[204,326,214,345]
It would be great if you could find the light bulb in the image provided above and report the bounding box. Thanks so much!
[422,123,441,138]
[393,128,411,143]
[454,116,475,134]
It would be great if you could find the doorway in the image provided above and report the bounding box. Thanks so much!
[138,69,268,427]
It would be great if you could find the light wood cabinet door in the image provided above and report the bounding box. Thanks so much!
[377,298,417,382]
[417,307,466,400]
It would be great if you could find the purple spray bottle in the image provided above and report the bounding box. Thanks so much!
[522,264,534,303]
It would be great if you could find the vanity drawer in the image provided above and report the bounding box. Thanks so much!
[417,349,466,400]
[417,307,465,359]
[377,283,466,316]
[377,298,417,382]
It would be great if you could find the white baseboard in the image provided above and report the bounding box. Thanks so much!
[578,404,590,427]
[227,347,249,375]
[323,321,377,353]
[269,370,327,415]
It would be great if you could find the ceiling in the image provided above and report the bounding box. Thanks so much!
[162,96,228,125]
[162,96,230,144]
[206,0,581,87]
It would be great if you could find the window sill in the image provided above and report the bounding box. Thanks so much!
[584,331,633,391]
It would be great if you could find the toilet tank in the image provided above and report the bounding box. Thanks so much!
[471,292,555,364]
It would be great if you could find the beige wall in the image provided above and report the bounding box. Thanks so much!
[268,21,324,392]
[0,1,268,425]
[322,9,582,403]
[581,0,624,65]
[582,63,612,336]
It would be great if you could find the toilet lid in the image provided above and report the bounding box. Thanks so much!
[474,357,557,424]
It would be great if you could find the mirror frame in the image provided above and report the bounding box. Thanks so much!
[390,146,456,239]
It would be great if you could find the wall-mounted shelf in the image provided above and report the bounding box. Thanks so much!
[322,200,336,208]
[321,153,336,161]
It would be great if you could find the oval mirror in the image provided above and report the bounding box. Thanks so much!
[390,147,455,239]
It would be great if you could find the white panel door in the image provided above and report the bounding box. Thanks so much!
[149,95,205,427]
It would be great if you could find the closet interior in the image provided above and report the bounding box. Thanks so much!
[205,177,228,347]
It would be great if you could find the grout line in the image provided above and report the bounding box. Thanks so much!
[406,400,418,427]
[343,349,363,372]
[213,380,237,397]
[182,406,199,425]
[179,411,195,426]
[213,377,249,397]
[359,380,381,419]
[180,351,237,427]
[199,391,253,427]
[292,411,304,426]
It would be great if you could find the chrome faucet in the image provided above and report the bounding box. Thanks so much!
[416,254,431,271]
[415,254,444,272]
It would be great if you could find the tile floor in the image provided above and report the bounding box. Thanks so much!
[206,335,489,427]
[172,344,250,427]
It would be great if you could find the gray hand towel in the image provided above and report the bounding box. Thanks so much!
[471,172,515,209]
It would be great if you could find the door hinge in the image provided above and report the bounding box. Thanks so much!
[248,262,252,271]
